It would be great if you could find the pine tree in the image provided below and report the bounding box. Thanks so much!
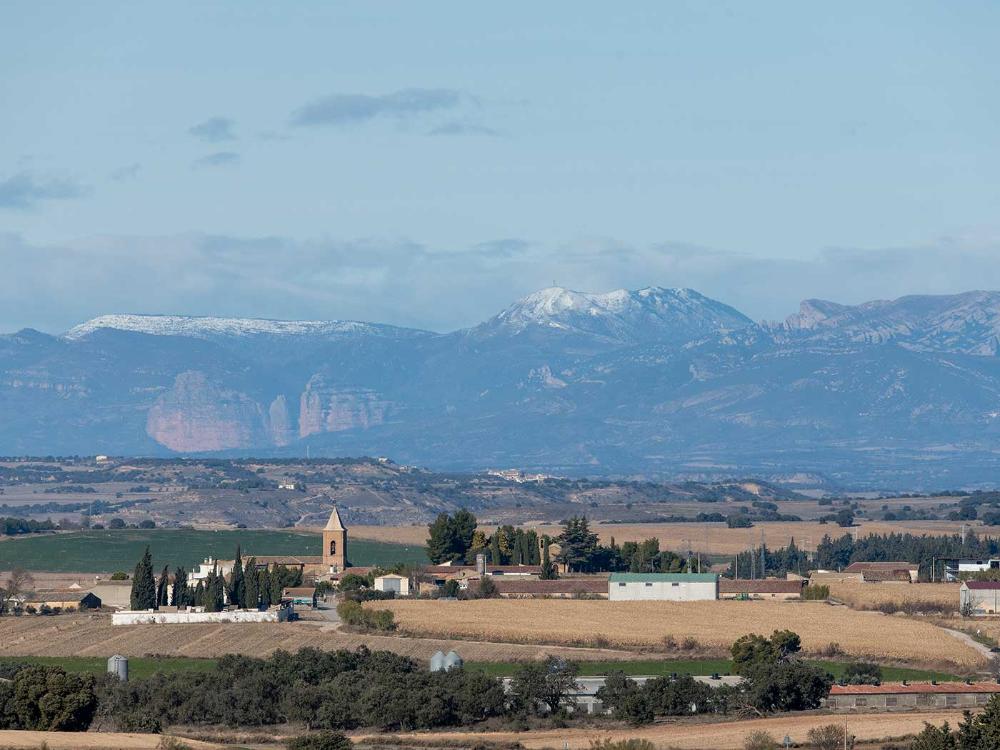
[229,546,244,609]
[555,516,600,573]
[172,566,188,608]
[129,546,157,610]
[156,564,170,607]
[540,539,557,580]
[243,557,259,610]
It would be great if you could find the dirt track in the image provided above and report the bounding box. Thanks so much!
[0,614,644,663]
[365,710,968,750]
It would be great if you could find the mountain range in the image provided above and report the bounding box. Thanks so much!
[5,286,1000,490]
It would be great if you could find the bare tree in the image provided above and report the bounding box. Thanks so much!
[0,567,34,615]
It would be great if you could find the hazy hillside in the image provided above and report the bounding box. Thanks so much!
[4,287,1000,489]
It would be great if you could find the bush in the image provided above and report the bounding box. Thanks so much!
[110,571,129,580]
[743,730,777,750]
[590,740,656,750]
[807,724,854,750]
[336,601,396,632]
[286,731,352,750]
[802,584,829,600]
[842,661,881,685]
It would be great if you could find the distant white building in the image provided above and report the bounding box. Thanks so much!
[374,573,410,596]
[608,572,718,601]
[190,558,235,584]
[945,559,1000,582]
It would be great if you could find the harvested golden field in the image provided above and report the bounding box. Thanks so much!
[369,710,969,750]
[828,582,960,611]
[0,614,641,663]
[375,599,983,668]
[353,519,970,555]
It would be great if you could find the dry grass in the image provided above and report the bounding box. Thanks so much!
[0,613,642,663]
[374,599,984,668]
[828,582,960,612]
[353,520,971,555]
[362,710,970,750]
[0,730,221,749]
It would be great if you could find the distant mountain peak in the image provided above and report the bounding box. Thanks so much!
[480,285,754,343]
[63,313,425,341]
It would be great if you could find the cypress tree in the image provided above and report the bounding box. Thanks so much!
[540,539,557,580]
[243,557,259,610]
[172,566,188,608]
[229,546,244,608]
[129,546,157,610]
[258,567,272,607]
[156,564,170,607]
[489,534,503,565]
[194,580,205,607]
[204,564,224,612]
[269,564,282,604]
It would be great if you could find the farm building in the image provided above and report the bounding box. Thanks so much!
[608,572,718,601]
[842,561,918,583]
[22,590,102,610]
[282,587,318,608]
[945,558,1000,582]
[374,573,411,596]
[825,682,1000,712]
[718,578,805,600]
[88,581,133,609]
[493,579,608,599]
[960,581,1000,614]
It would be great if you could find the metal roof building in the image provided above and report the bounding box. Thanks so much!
[608,572,718,601]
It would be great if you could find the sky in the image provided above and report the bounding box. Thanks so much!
[2,2,1000,333]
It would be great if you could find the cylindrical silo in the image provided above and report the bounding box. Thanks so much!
[107,654,128,682]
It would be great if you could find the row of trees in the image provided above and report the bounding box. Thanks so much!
[0,516,56,535]
[128,546,303,612]
[816,532,1000,579]
[426,510,542,566]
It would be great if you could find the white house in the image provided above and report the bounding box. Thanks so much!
[374,573,410,596]
[945,559,1000,582]
[608,572,718,601]
[960,581,1000,614]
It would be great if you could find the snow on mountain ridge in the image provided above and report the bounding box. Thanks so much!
[63,314,414,341]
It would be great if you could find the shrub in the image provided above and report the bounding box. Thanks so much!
[336,601,396,632]
[590,740,656,750]
[158,739,193,750]
[842,661,881,685]
[743,730,777,750]
[286,731,353,750]
[807,724,854,750]
[802,584,829,600]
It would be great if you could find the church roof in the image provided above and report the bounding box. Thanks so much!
[325,506,346,531]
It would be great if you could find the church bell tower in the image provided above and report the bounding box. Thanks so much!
[323,506,347,572]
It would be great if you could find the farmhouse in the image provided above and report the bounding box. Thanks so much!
[842,561,918,583]
[960,580,1000,614]
[22,590,102,610]
[608,572,718,601]
[718,578,805,600]
[88,581,133,609]
[282,587,318,608]
[825,682,1000,712]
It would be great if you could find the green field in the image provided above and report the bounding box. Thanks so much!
[0,529,427,572]
[0,655,217,679]
[467,659,964,682]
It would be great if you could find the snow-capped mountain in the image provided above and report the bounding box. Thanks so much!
[65,314,427,341]
[5,286,1000,488]
[473,286,754,343]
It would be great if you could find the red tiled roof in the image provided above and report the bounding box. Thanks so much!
[831,682,1000,695]
[494,579,607,595]
[964,581,1000,590]
[719,579,805,594]
[844,561,915,572]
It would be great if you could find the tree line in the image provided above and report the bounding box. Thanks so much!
[0,516,56,535]
[128,545,303,612]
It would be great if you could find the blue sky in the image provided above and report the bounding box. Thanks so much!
[2,2,1000,333]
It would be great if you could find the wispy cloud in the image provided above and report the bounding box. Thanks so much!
[427,121,499,137]
[110,163,141,181]
[291,88,464,127]
[192,152,240,169]
[0,172,89,210]
[188,117,236,142]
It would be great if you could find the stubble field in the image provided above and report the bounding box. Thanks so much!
[827,581,960,611]
[373,599,984,668]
